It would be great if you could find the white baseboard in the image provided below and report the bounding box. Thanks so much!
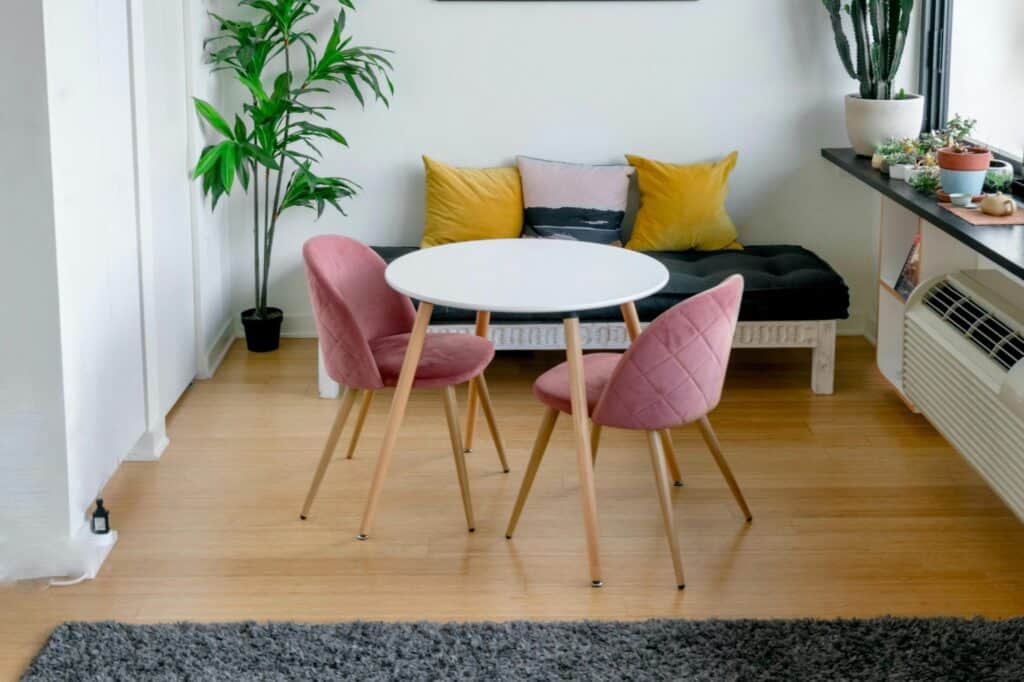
[200,316,237,380]
[126,424,169,461]
[0,525,118,584]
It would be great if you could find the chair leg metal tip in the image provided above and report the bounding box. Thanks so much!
[464,448,472,453]
[468,528,476,533]
[678,584,686,591]
[673,481,684,487]
[356,534,368,541]
[746,516,753,523]
[591,580,604,588]
[503,468,510,474]
[299,515,307,521]
[505,534,512,540]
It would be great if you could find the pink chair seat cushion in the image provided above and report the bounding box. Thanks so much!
[370,332,496,389]
[531,353,623,414]
[530,276,744,432]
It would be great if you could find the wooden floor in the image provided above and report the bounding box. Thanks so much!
[4,337,1024,676]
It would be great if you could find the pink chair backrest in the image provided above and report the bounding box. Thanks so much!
[592,275,744,431]
[303,235,417,389]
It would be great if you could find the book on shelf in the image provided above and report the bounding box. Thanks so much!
[894,234,921,300]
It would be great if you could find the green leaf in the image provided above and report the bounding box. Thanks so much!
[221,144,236,190]
[194,98,234,139]
[192,144,221,179]
[344,72,365,107]
[234,115,248,142]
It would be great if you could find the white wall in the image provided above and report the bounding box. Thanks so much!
[131,0,198,414]
[187,1,239,374]
[42,0,148,532]
[0,1,72,570]
[949,1,1024,160]
[213,0,919,338]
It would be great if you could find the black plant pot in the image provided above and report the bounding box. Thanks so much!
[241,308,283,353]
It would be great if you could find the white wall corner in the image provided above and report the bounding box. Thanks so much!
[0,526,118,584]
[837,314,867,337]
[198,316,237,380]
[126,422,170,462]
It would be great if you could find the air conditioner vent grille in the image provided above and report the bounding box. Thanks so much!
[923,281,1024,372]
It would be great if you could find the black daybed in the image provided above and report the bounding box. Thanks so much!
[315,244,850,396]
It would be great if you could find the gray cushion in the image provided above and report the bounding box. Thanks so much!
[371,245,849,324]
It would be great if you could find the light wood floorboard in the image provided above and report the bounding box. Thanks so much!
[3,338,1024,677]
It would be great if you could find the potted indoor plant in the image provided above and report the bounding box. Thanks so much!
[935,117,989,198]
[192,0,393,352]
[938,143,993,198]
[823,0,924,156]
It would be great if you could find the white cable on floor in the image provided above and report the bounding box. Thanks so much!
[49,573,90,588]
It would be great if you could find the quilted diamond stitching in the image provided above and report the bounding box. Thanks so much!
[594,278,741,430]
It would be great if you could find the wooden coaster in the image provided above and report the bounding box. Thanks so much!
[939,202,1024,226]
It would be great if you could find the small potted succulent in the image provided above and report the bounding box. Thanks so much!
[885,151,917,181]
[984,171,1013,194]
[906,151,937,185]
[938,141,992,197]
[933,114,990,197]
[873,138,902,170]
[908,167,940,195]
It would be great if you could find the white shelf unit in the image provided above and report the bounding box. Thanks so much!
[875,197,980,406]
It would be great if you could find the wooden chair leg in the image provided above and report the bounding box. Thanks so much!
[564,316,603,587]
[345,390,375,460]
[358,303,433,540]
[590,423,603,466]
[697,416,752,522]
[658,429,684,486]
[300,387,359,520]
[441,386,476,532]
[475,373,510,473]
[463,311,491,451]
[464,378,480,452]
[645,430,686,589]
[505,407,559,539]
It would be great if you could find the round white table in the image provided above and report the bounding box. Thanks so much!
[360,239,669,586]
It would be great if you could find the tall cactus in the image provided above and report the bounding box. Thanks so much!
[822,0,913,100]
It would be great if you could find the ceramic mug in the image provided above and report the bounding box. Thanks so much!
[949,193,973,208]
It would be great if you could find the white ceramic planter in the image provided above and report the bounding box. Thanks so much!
[845,94,925,157]
[889,163,915,181]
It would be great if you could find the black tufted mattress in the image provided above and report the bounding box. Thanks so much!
[371,245,849,324]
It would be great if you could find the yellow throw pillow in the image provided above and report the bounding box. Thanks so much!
[625,152,743,252]
[421,156,523,247]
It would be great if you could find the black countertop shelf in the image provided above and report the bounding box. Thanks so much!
[822,147,1024,281]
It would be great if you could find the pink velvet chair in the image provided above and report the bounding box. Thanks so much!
[300,235,507,532]
[505,275,751,589]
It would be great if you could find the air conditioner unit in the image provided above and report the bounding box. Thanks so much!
[904,270,1024,521]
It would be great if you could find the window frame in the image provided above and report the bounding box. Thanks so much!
[921,0,1022,176]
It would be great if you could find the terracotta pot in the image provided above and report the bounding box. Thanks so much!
[937,147,993,171]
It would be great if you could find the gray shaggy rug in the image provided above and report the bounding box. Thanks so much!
[23,618,1024,681]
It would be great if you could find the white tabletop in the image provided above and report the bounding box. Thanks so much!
[385,239,669,314]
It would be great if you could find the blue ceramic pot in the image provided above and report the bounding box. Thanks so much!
[940,168,987,197]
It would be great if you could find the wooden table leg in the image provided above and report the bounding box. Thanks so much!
[474,373,510,473]
[357,303,434,540]
[564,316,603,587]
[463,311,490,451]
[620,302,684,485]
